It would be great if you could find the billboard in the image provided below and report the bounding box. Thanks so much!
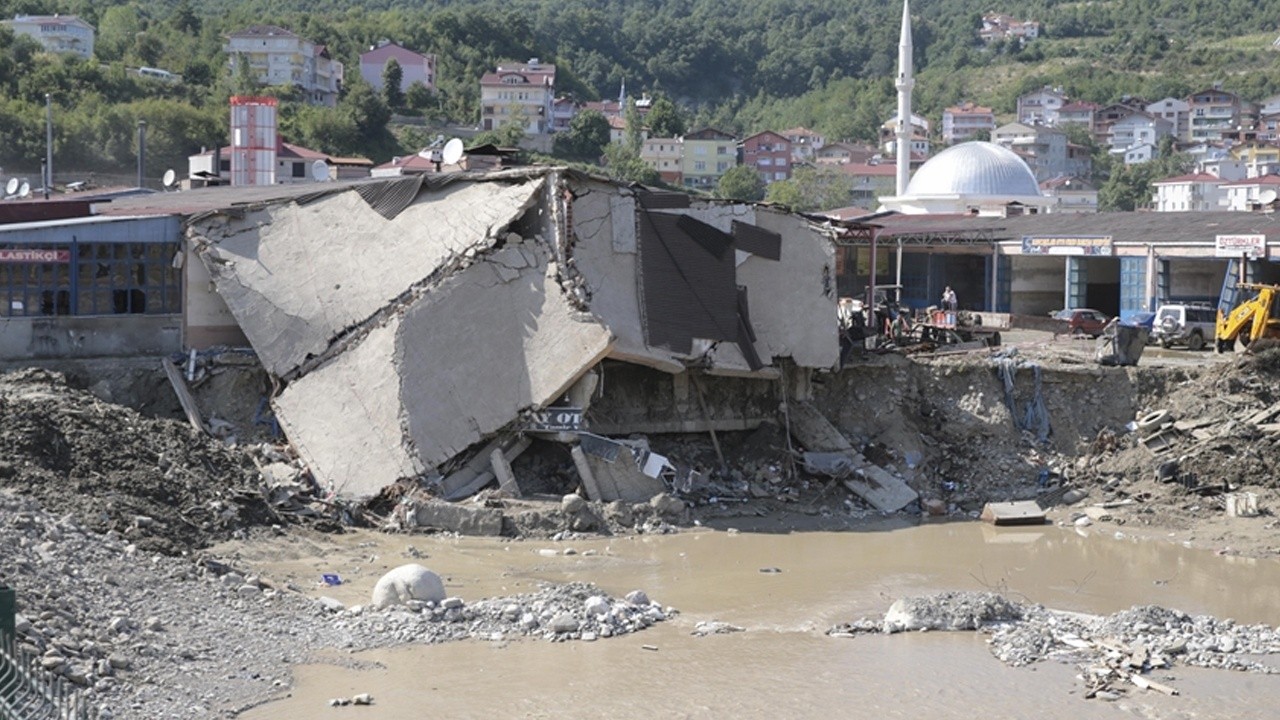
[1214,234,1267,259]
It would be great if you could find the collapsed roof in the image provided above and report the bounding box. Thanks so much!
[186,168,839,497]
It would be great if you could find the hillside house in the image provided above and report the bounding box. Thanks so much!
[480,59,556,148]
[942,102,995,144]
[1152,172,1225,212]
[359,41,436,94]
[681,128,737,190]
[1146,98,1190,142]
[1039,176,1098,214]
[2,14,94,58]
[979,13,1041,44]
[640,137,683,184]
[1187,88,1245,142]
[814,142,879,165]
[1057,102,1100,133]
[1221,175,1280,211]
[1017,87,1068,126]
[1107,112,1173,155]
[742,131,792,184]
[780,127,826,164]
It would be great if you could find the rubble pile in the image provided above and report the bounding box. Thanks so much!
[0,368,290,553]
[830,592,1280,700]
[0,490,669,718]
[329,582,672,644]
[1073,350,1280,521]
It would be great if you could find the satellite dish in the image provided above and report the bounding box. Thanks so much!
[4,178,16,196]
[1261,189,1278,205]
[162,169,177,190]
[17,181,30,198]
[311,159,329,182]
[441,137,465,166]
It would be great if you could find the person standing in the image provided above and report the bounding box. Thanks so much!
[942,286,957,326]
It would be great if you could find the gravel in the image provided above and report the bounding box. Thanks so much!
[0,491,672,719]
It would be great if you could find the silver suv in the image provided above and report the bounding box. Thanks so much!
[1153,303,1216,350]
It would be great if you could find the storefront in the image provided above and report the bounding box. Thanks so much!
[0,215,183,358]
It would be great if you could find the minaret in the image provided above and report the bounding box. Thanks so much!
[895,0,914,197]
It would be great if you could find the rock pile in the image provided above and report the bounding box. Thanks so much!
[831,591,1280,699]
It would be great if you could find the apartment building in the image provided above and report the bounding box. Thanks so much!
[224,25,343,107]
[942,102,995,144]
[640,137,683,185]
[681,128,736,190]
[1187,88,1245,142]
[742,131,792,184]
[1016,87,1067,126]
[479,59,556,140]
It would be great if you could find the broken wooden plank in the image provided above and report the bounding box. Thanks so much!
[980,501,1046,526]
[162,357,207,435]
[1246,401,1280,426]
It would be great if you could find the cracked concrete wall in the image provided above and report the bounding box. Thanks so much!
[273,240,614,497]
[570,180,684,372]
[194,180,544,377]
[569,179,837,372]
[735,208,839,369]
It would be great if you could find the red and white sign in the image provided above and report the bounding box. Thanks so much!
[1215,234,1267,259]
[0,248,70,263]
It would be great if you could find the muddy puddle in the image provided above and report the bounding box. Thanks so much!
[240,521,1280,719]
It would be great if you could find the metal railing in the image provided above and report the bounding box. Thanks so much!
[0,584,98,720]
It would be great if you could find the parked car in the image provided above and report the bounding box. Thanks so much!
[1051,308,1109,338]
[1152,302,1216,350]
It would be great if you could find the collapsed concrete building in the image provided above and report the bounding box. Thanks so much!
[174,167,886,505]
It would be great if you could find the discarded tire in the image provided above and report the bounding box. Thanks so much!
[1136,410,1171,436]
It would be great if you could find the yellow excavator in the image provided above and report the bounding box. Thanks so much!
[1216,282,1280,352]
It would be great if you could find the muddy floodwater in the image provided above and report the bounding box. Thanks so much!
[241,520,1280,719]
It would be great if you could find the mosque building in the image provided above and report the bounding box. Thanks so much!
[834,0,1277,319]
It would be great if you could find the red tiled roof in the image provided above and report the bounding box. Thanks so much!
[1219,175,1280,187]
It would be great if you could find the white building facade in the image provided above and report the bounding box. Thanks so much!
[224,25,343,107]
[3,14,94,58]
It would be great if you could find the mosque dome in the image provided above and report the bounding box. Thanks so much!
[904,141,1042,199]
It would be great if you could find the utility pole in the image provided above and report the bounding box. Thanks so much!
[137,120,147,189]
[44,94,53,198]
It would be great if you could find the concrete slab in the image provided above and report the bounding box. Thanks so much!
[196,180,544,377]
[273,241,613,497]
[980,501,1047,526]
[409,501,505,536]
[580,442,666,503]
[791,401,918,513]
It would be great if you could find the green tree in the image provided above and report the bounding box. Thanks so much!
[646,95,686,137]
[717,165,765,201]
[382,58,405,110]
[764,166,849,212]
[553,109,609,161]
[623,99,643,153]
[342,79,391,140]
[603,142,659,185]
[405,81,435,113]
[96,6,141,63]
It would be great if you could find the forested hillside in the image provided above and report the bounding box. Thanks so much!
[3,0,1280,179]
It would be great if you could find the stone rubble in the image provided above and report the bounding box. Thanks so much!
[830,591,1280,698]
[0,491,671,719]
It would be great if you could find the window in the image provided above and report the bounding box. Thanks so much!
[1,242,181,318]
[292,162,306,178]
[694,161,706,171]
[760,157,772,166]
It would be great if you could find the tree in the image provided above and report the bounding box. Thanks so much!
[764,166,849,212]
[382,58,405,110]
[342,79,391,140]
[603,142,659,185]
[405,81,435,113]
[646,95,686,137]
[553,109,609,161]
[623,98,643,153]
[717,165,765,201]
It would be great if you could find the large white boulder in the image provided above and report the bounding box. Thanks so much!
[370,564,446,609]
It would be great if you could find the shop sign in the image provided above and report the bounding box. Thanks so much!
[1214,234,1267,259]
[0,248,70,263]
[1020,235,1113,256]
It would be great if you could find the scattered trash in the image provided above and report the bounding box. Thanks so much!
[322,574,342,586]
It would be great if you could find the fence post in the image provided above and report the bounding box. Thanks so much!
[0,582,14,638]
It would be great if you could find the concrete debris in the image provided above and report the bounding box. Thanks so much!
[980,501,1047,526]
[692,620,746,636]
[790,401,918,513]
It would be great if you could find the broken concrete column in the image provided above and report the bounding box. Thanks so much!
[571,446,603,501]
[491,448,521,498]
